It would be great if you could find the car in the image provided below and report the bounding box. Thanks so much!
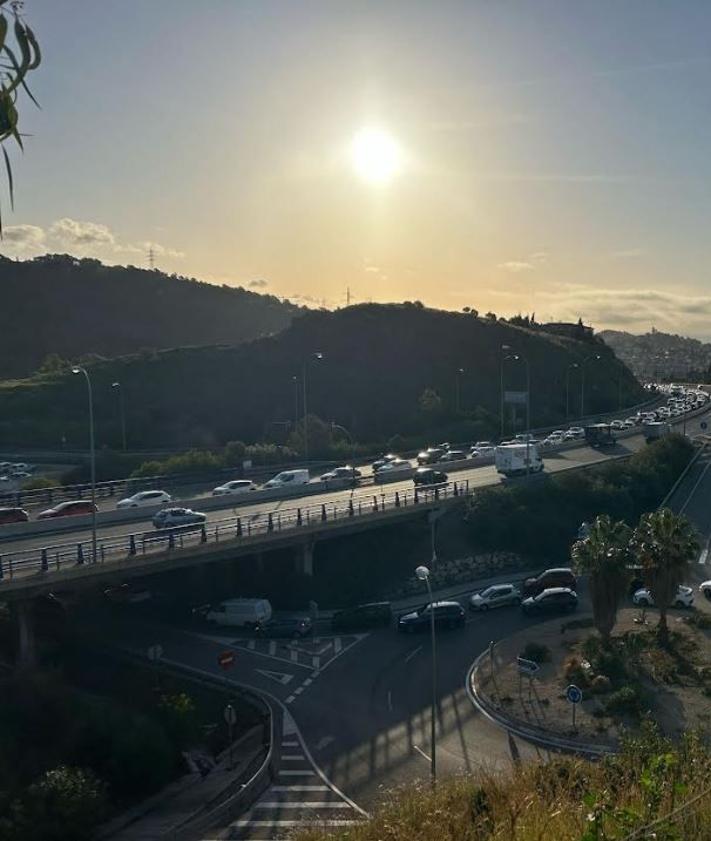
[470,445,495,458]
[255,616,313,638]
[372,453,400,471]
[319,466,361,481]
[632,585,694,608]
[374,459,413,482]
[10,470,31,479]
[610,420,624,430]
[521,587,578,615]
[37,500,98,519]
[152,507,207,529]
[331,601,392,631]
[416,447,447,465]
[568,427,585,438]
[622,419,635,428]
[699,581,711,601]
[469,584,521,611]
[438,449,467,462]
[413,467,448,486]
[117,489,172,509]
[473,441,493,449]
[398,601,466,632]
[0,507,29,525]
[522,567,577,598]
[212,479,256,495]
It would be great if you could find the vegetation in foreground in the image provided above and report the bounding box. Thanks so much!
[295,725,711,841]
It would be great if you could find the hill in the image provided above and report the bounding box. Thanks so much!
[600,328,711,381]
[0,254,302,377]
[0,304,643,451]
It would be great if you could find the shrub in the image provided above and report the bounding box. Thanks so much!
[563,656,590,687]
[605,685,641,716]
[521,642,550,664]
[591,674,612,694]
[21,476,57,491]
[684,611,711,630]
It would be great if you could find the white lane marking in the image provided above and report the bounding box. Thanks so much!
[281,740,299,747]
[268,641,277,656]
[315,735,334,751]
[311,670,320,678]
[680,460,711,514]
[272,785,330,792]
[334,637,342,654]
[404,645,422,664]
[302,678,312,687]
[278,770,316,776]
[294,686,304,695]
[312,656,321,669]
[290,648,298,662]
[247,639,256,650]
[254,668,294,686]
[281,754,306,761]
[256,801,352,809]
[285,695,295,704]
[387,690,393,711]
[414,745,432,763]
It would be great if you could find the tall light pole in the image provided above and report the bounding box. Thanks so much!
[111,381,127,451]
[508,353,531,474]
[415,564,437,786]
[455,368,464,414]
[566,363,579,420]
[580,354,602,418]
[499,344,511,438]
[291,375,299,435]
[72,365,97,564]
[302,352,323,463]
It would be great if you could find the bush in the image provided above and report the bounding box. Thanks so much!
[605,685,641,716]
[563,655,590,687]
[521,642,550,664]
[21,476,57,491]
[591,674,612,694]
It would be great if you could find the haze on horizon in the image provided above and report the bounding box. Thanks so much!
[5,0,711,339]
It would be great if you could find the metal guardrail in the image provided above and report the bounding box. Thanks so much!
[0,480,470,584]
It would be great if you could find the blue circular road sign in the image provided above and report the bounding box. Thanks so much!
[566,684,583,704]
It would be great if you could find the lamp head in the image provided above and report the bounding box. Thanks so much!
[415,565,430,581]
[111,381,120,388]
[71,366,80,375]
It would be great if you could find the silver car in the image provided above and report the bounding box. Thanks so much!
[470,583,521,611]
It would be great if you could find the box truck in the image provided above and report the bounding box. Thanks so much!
[495,444,543,477]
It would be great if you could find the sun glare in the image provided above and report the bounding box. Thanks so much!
[350,127,402,185]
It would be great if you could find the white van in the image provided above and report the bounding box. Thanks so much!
[495,444,544,477]
[205,598,272,628]
[263,469,310,490]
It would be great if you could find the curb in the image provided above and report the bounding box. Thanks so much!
[465,648,617,758]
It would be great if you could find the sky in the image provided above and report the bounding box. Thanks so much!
[5,0,711,336]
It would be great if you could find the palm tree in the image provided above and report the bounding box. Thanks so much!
[571,515,632,644]
[631,508,700,645]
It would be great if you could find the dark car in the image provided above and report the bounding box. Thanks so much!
[413,467,448,487]
[255,616,313,639]
[152,507,207,529]
[416,447,447,465]
[522,567,577,598]
[331,601,392,632]
[521,587,578,615]
[37,500,98,519]
[398,600,466,632]
[0,507,29,525]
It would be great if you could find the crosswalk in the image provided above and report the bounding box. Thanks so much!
[212,713,365,840]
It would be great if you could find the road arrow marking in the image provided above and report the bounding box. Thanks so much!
[255,668,294,685]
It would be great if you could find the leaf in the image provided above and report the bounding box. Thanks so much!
[25,25,40,70]
[3,44,27,94]
[0,15,7,54]
[3,144,13,209]
[14,19,30,71]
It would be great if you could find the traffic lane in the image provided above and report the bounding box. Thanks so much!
[0,436,650,555]
[666,447,711,570]
[294,606,570,807]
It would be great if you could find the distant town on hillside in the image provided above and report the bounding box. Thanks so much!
[600,328,711,381]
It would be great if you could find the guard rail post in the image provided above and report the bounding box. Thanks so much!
[40,547,48,573]
[77,543,84,565]
[129,534,136,555]
[321,504,327,522]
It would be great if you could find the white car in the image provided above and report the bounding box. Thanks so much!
[699,581,711,601]
[374,459,412,482]
[212,479,256,496]
[610,420,624,430]
[470,583,521,611]
[117,489,172,509]
[470,445,495,458]
[439,450,467,462]
[622,419,635,428]
[632,585,694,608]
[568,427,585,438]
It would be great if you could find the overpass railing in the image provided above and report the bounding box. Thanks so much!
[0,479,471,584]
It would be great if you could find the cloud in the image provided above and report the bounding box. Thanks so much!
[2,224,45,248]
[248,279,268,289]
[498,260,534,273]
[50,217,116,248]
[364,265,380,274]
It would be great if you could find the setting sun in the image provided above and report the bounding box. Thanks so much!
[350,127,402,185]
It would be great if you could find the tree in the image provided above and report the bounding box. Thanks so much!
[418,387,442,414]
[21,766,106,841]
[485,311,497,321]
[571,514,631,644]
[631,508,700,644]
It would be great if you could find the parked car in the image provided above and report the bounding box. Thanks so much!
[319,466,361,481]
[0,507,29,525]
[117,489,172,509]
[203,598,273,628]
[522,567,577,598]
[152,507,207,529]
[263,469,310,489]
[37,500,97,519]
[632,585,693,608]
[521,587,578,615]
[397,601,466,632]
[212,479,256,496]
[413,467,448,486]
[470,583,521,611]
[331,601,392,631]
[255,616,313,639]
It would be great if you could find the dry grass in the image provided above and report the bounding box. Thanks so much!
[295,730,711,840]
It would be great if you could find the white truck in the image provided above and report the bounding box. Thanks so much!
[643,421,672,443]
[205,598,273,628]
[495,443,544,477]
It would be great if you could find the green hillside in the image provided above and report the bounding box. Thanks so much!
[0,254,301,377]
[0,304,643,450]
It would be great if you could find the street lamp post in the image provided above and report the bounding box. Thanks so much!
[566,363,579,420]
[111,381,127,451]
[291,375,299,434]
[415,564,437,786]
[580,354,602,418]
[499,345,511,438]
[72,365,97,564]
[455,368,464,414]
[302,352,323,463]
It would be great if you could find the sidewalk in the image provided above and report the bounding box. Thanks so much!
[99,725,266,841]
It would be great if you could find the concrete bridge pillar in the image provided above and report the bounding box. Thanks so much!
[295,541,315,577]
[13,599,36,669]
